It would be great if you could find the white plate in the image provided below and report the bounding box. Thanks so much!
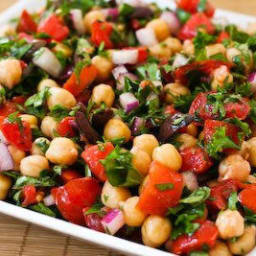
[0,1,256,255]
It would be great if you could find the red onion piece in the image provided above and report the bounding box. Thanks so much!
[0,131,8,144]
[116,73,138,90]
[112,49,138,65]
[136,27,158,47]
[249,72,256,92]
[160,11,181,35]
[182,171,199,191]
[120,92,139,112]
[132,117,145,135]
[102,8,119,20]
[112,65,128,80]
[173,53,189,68]
[43,194,55,206]
[70,9,85,35]
[0,143,14,172]
[101,209,125,235]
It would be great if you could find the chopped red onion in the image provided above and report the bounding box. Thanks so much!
[43,194,55,206]
[249,72,256,92]
[173,54,189,68]
[120,92,139,112]
[112,65,128,80]
[116,73,138,90]
[70,9,86,35]
[160,11,181,34]
[102,8,119,20]
[182,171,198,191]
[132,117,145,135]
[0,143,14,172]
[101,209,125,235]
[112,49,138,65]
[136,27,158,47]
[116,0,145,7]
[0,131,8,144]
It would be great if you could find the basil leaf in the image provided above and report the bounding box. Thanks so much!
[30,203,56,217]
[180,187,210,204]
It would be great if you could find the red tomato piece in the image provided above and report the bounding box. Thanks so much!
[137,47,148,63]
[172,221,218,255]
[81,142,114,182]
[1,119,32,151]
[61,169,83,184]
[18,32,34,42]
[55,177,101,225]
[180,146,213,174]
[22,185,37,207]
[131,19,142,30]
[17,10,37,33]
[38,14,69,41]
[63,65,98,97]
[217,31,230,43]
[0,101,17,117]
[207,179,238,210]
[178,13,215,40]
[12,96,27,106]
[165,105,178,115]
[91,21,114,49]
[138,161,184,216]
[57,117,77,137]
[239,188,256,213]
[224,98,250,120]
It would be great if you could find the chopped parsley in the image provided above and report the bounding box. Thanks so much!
[49,105,70,121]
[155,183,174,191]
[228,191,238,210]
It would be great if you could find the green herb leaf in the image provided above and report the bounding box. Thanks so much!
[225,118,251,137]
[244,207,256,224]
[190,251,209,256]
[53,165,67,176]
[14,176,55,189]
[136,63,161,81]
[155,183,174,191]
[49,104,70,121]
[84,202,105,217]
[35,138,50,154]
[176,8,191,24]
[180,187,210,204]
[30,203,56,217]
[197,0,207,12]
[228,191,238,210]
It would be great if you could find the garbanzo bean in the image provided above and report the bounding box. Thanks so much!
[92,56,113,82]
[0,174,12,200]
[247,137,256,167]
[38,79,59,91]
[131,147,151,176]
[211,65,233,91]
[31,137,50,156]
[146,18,170,42]
[164,83,190,104]
[149,43,172,60]
[209,241,232,256]
[83,10,105,32]
[177,133,197,150]
[41,116,58,138]
[8,145,25,171]
[206,43,226,58]
[20,114,38,129]
[164,37,182,53]
[133,134,159,157]
[91,84,115,107]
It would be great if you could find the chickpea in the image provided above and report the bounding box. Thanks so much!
[101,181,131,208]
[91,84,115,108]
[211,65,233,91]
[182,171,198,191]
[228,225,256,255]
[142,215,172,248]
[41,116,58,138]
[247,137,256,167]
[31,137,50,156]
[20,155,49,178]
[104,119,131,143]
[226,47,241,63]
[149,43,172,60]
[92,56,113,82]
[209,241,232,256]
[0,25,15,37]
[133,134,159,157]
[120,197,147,227]
[83,10,105,32]
[139,175,149,196]
[164,37,182,53]
[146,18,170,42]
[183,40,195,56]
[0,174,12,200]
[177,133,197,150]
[0,59,22,89]
[164,83,190,104]
[247,22,256,35]
[46,138,78,165]
[216,209,245,239]
[247,175,256,184]
[131,147,151,176]
[52,42,73,57]
[206,43,226,58]
[20,114,38,129]
[238,141,250,160]
[186,123,198,137]
[38,79,59,91]
[152,144,182,172]
[218,154,251,182]
[7,145,25,171]
[47,87,76,110]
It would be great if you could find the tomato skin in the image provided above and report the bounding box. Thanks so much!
[217,31,230,43]
[165,105,178,115]
[178,13,215,40]
[137,47,148,63]
[22,185,37,207]
[224,98,250,120]
[57,117,77,137]
[81,142,114,182]
[55,177,101,225]
[0,101,17,117]
[61,169,83,184]
[63,65,98,97]
[1,119,32,151]
[172,221,218,255]
[91,21,114,49]
[38,14,69,41]
[180,146,213,174]
[17,10,37,33]
[138,161,183,216]
[239,188,256,213]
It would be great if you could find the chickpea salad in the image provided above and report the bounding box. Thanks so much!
[1,0,256,255]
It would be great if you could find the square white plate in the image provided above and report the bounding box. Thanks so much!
[0,1,256,255]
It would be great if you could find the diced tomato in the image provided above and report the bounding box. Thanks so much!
[12,96,27,106]
[165,105,178,115]
[224,98,250,120]
[61,169,83,184]
[57,117,77,137]
[137,47,148,63]
[63,65,98,97]
[0,119,32,151]
[217,31,230,43]
[207,179,238,210]
[55,177,101,225]
[91,21,114,49]
[239,188,256,213]
[0,101,17,117]
[81,142,115,182]
[131,19,142,30]
[138,161,184,216]
[18,32,34,42]
[178,13,215,40]
[180,146,213,174]
[22,185,37,207]
[172,221,218,255]
[38,14,69,41]
[17,10,37,33]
